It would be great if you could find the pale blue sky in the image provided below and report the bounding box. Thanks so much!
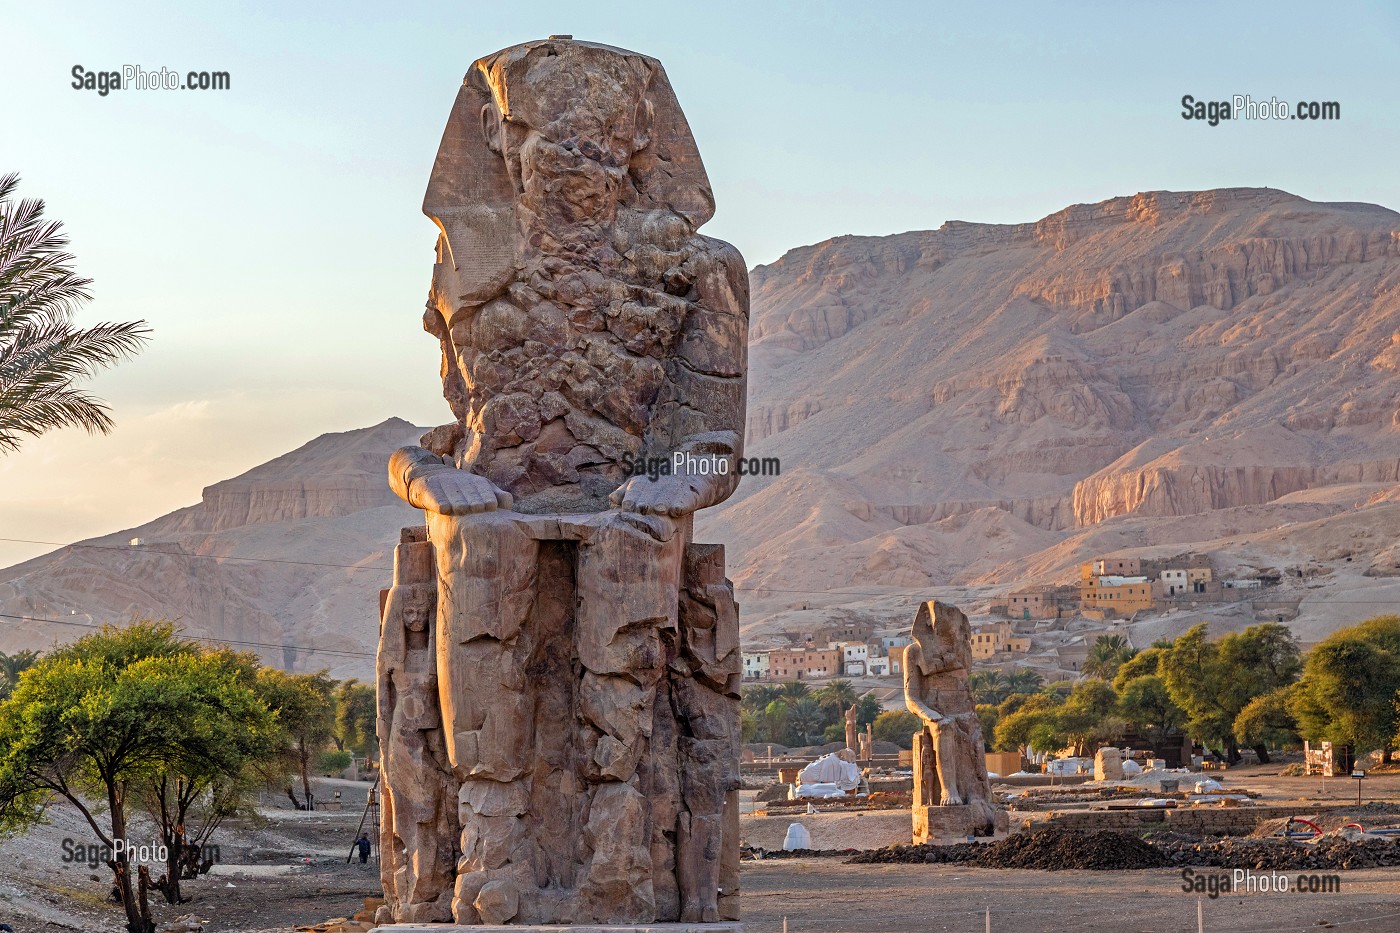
[1,0,1398,563]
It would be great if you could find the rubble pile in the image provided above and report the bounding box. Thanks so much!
[1148,834,1400,870]
[844,827,1400,871]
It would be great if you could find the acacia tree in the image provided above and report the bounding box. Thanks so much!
[257,669,337,810]
[0,173,149,453]
[0,623,275,933]
[1288,616,1400,762]
[1160,623,1301,763]
[333,678,377,758]
[139,649,275,905]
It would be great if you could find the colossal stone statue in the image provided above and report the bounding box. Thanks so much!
[902,601,1003,841]
[375,37,745,928]
[844,704,858,752]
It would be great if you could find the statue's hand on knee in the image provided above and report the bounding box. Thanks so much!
[412,470,512,515]
[390,446,513,515]
[608,474,705,517]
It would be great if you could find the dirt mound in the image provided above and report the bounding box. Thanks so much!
[976,828,1168,870]
[849,828,1166,870]
[1150,834,1400,871]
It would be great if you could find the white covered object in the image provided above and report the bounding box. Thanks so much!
[1194,778,1223,793]
[783,822,812,850]
[797,752,862,790]
[790,782,845,799]
[1121,759,1143,776]
[1046,757,1089,775]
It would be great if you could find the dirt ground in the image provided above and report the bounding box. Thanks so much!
[740,860,1400,932]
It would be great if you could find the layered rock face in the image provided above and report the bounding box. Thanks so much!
[698,189,1400,599]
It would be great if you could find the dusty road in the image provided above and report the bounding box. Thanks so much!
[739,859,1400,933]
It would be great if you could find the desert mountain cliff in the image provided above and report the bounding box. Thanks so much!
[4,189,1400,672]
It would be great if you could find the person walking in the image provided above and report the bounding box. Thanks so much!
[355,832,372,866]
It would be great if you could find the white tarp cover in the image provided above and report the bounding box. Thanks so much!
[797,752,862,790]
[783,823,813,850]
[1046,757,1090,775]
[790,782,845,799]
[1121,759,1143,776]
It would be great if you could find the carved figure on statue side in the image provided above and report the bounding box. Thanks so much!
[844,704,858,752]
[376,528,458,922]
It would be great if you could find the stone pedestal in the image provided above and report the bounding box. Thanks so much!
[912,805,1010,843]
[377,511,742,925]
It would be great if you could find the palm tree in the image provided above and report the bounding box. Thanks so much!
[787,697,825,746]
[814,678,857,712]
[1083,634,1136,680]
[0,173,150,453]
[741,684,781,712]
[1005,668,1044,696]
[0,649,38,699]
[778,680,810,701]
[969,670,1010,705]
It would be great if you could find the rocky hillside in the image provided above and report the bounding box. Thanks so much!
[0,419,424,677]
[4,189,1400,665]
[694,188,1400,637]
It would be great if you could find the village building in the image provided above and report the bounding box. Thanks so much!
[835,641,869,676]
[990,586,1060,620]
[742,649,770,681]
[1080,559,1154,617]
[970,621,1033,660]
[767,646,843,680]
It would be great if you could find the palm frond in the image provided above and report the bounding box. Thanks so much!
[0,174,150,453]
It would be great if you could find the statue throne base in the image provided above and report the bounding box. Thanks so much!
[910,728,1008,843]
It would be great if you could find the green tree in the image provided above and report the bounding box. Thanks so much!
[1005,668,1044,696]
[1083,634,1136,681]
[1288,616,1400,761]
[1057,680,1121,756]
[333,679,377,758]
[1160,623,1301,763]
[0,649,38,699]
[1112,646,1165,688]
[0,622,275,932]
[777,680,810,701]
[1116,674,1185,742]
[969,670,1009,705]
[814,679,857,713]
[138,646,276,905]
[1234,686,1301,752]
[853,693,883,728]
[871,710,922,750]
[742,684,781,713]
[763,699,791,746]
[993,693,1064,755]
[256,669,336,810]
[0,173,150,453]
[740,707,762,743]
[788,697,826,746]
